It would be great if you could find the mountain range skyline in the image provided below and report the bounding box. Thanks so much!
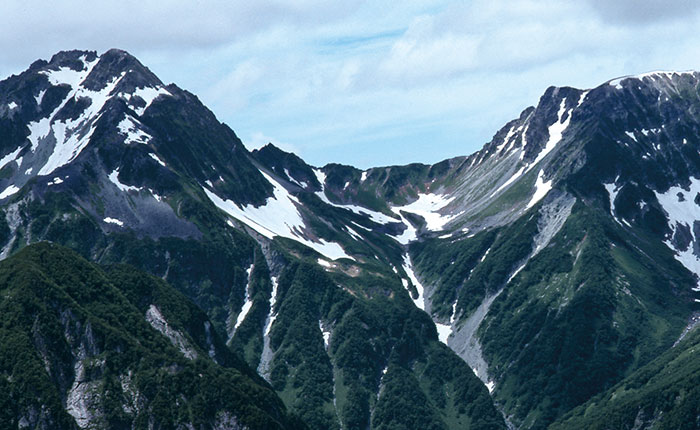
[3,1,700,169]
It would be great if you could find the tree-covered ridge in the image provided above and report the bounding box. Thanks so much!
[551,320,700,430]
[0,242,306,430]
[409,194,696,428]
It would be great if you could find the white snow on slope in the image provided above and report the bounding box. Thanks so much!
[492,165,526,196]
[103,217,124,226]
[259,276,280,379]
[435,322,451,344]
[393,219,417,245]
[29,58,99,152]
[28,55,172,178]
[530,96,580,169]
[7,102,17,110]
[313,169,397,225]
[609,71,695,89]
[390,192,458,244]
[131,86,171,115]
[263,277,279,337]
[492,93,586,199]
[402,253,452,344]
[320,320,331,349]
[37,64,127,176]
[149,153,166,167]
[345,226,363,241]
[35,89,46,106]
[145,305,197,360]
[41,56,98,86]
[391,193,457,232]
[283,168,305,188]
[604,180,623,225]
[655,178,700,289]
[118,115,151,145]
[108,169,142,193]
[234,264,255,332]
[402,254,425,310]
[0,147,22,171]
[526,169,552,209]
[0,185,20,199]
[203,170,353,261]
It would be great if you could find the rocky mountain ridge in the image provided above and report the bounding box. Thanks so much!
[0,49,699,429]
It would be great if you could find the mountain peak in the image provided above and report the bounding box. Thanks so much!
[47,49,98,69]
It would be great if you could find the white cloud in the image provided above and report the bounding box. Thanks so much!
[377,15,480,83]
[585,0,700,24]
[3,0,700,169]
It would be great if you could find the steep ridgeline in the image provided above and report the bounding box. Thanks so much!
[0,242,305,430]
[0,50,504,430]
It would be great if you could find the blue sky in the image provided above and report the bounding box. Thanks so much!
[2,1,700,168]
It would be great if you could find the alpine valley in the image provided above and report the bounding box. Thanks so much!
[0,49,698,430]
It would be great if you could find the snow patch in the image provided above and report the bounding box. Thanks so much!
[435,322,452,344]
[529,98,573,169]
[655,177,700,289]
[0,146,22,171]
[259,276,280,379]
[264,277,279,337]
[314,169,397,225]
[47,177,64,186]
[149,153,166,167]
[361,171,368,182]
[526,169,552,209]
[283,168,304,187]
[0,185,20,199]
[319,321,331,349]
[402,254,425,310]
[35,89,46,106]
[203,170,353,261]
[108,169,142,193]
[103,217,124,227]
[346,226,363,241]
[604,181,624,225]
[131,86,171,116]
[234,264,255,332]
[492,96,580,198]
[391,193,457,232]
[117,116,151,145]
[36,68,126,176]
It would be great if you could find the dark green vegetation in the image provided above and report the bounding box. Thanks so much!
[551,317,700,430]
[0,242,305,430]
[481,203,693,428]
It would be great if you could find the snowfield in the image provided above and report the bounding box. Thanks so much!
[204,170,354,261]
